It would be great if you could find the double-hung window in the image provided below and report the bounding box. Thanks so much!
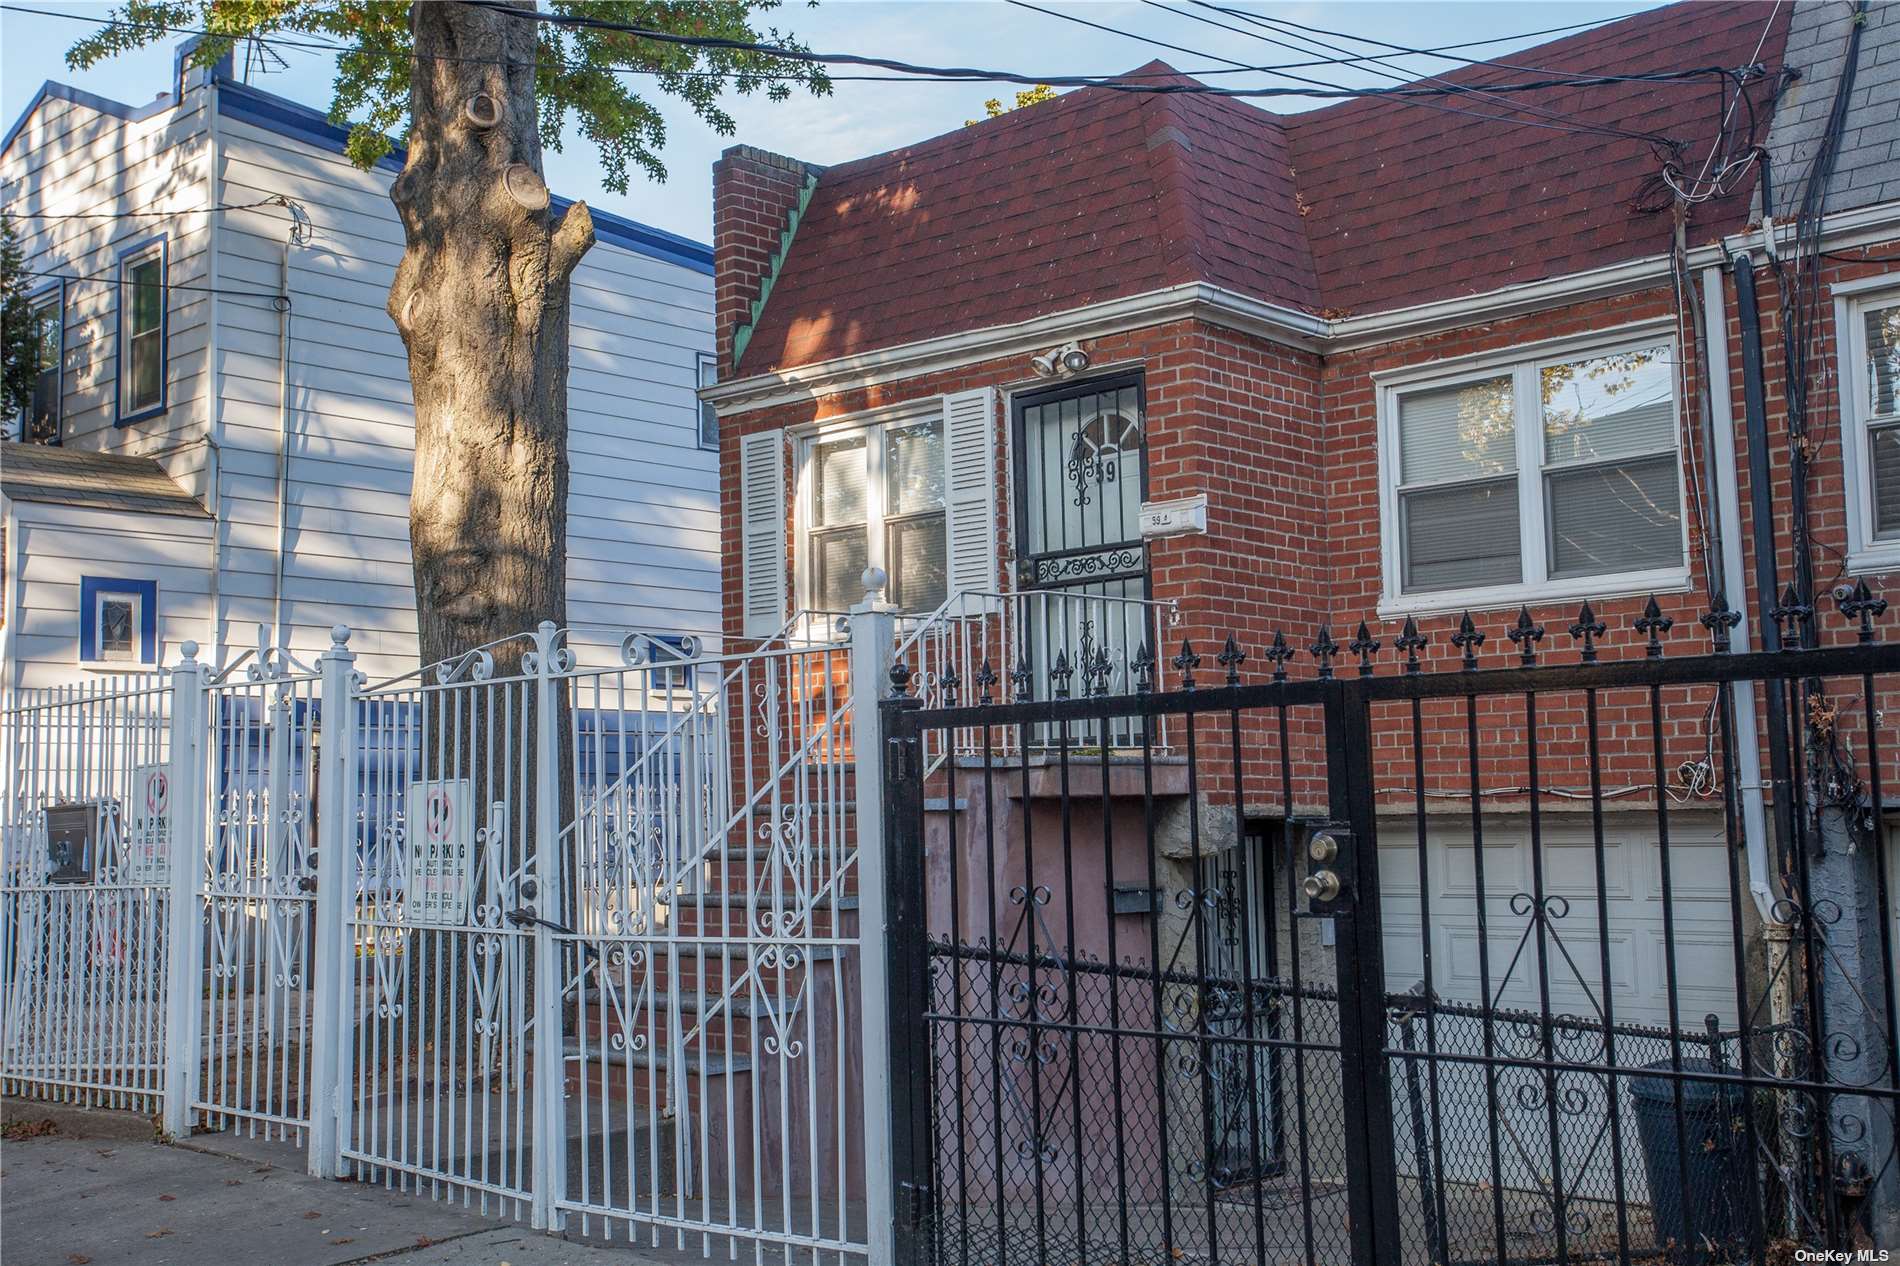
[18,282,61,443]
[1840,286,1900,570]
[116,239,166,422]
[802,416,948,614]
[1382,335,1686,609]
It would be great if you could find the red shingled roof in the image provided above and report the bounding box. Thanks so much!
[735,1,1788,374]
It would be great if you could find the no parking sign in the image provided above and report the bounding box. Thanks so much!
[125,764,171,884]
[404,779,475,925]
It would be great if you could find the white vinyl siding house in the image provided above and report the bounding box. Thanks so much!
[0,46,718,692]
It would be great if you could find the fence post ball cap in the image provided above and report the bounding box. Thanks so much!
[860,566,889,600]
[330,625,352,647]
[180,640,199,662]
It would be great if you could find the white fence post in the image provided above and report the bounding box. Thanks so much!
[308,626,356,1178]
[161,643,208,1139]
[530,621,568,1231]
[850,571,899,1266]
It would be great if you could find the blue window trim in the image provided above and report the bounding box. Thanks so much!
[114,235,169,426]
[20,277,64,444]
[78,576,159,667]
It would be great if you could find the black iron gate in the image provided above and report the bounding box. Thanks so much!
[881,591,1900,1265]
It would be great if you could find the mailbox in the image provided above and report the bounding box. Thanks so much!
[45,802,101,885]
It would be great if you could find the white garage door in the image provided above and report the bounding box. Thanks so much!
[1377,810,1738,1204]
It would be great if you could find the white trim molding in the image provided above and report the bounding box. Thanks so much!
[1835,278,1900,575]
[1373,329,1693,618]
[703,284,1325,414]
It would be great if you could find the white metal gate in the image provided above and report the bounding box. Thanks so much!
[339,637,544,1216]
[0,675,175,1113]
[556,632,866,1259]
[192,659,323,1140]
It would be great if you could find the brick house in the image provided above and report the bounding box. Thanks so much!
[704,0,1900,1220]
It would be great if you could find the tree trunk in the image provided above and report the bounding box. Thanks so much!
[388,0,594,678]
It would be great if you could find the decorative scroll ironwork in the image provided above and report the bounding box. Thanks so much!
[1027,546,1145,588]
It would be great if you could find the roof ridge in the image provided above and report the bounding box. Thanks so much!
[1140,92,1211,289]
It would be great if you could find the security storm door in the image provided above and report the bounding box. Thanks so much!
[1013,371,1150,714]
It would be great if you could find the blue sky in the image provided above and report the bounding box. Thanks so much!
[1,1,1661,245]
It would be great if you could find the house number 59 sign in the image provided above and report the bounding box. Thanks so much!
[125,764,172,885]
[404,779,475,926]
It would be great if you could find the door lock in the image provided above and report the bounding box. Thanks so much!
[1303,827,1352,913]
[1302,870,1341,902]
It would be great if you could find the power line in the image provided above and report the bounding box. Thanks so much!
[19,266,288,307]
[1006,0,1255,75]
[1177,1,1689,146]
[1129,0,1678,145]
[1,1,1658,85]
[1231,7,1657,82]
[469,0,1744,101]
[0,0,1378,85]
[3,0,1742,103]
[5,197,294,224]
[1178,9,1659,76]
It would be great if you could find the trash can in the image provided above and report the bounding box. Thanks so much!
[1629,1057,1746,1260]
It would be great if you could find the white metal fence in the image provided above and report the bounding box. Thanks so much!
[0,583,1174,1264]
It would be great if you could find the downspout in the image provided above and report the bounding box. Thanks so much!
[272,239,291,656]
[1732,253,1797,887]
[1701,265,1774,919]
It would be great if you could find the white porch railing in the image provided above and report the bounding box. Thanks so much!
[893,588,1180,773]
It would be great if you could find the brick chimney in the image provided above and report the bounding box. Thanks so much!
[713,144,821,378]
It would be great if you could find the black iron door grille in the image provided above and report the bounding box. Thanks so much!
[881,591,1900,1266]
[1011,371,1153,742]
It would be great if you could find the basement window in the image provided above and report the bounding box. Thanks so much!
[1378,334,1687,613]
[1841,289,1900,571]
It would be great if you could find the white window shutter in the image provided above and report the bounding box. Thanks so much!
[739,429,787,638]
[942,387,998,598]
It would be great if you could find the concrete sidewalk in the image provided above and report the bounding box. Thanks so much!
[0,1106,687,1266]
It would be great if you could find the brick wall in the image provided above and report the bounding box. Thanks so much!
[711,256,1900,815]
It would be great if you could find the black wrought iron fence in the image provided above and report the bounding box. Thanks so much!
[880,587,1900,1266]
